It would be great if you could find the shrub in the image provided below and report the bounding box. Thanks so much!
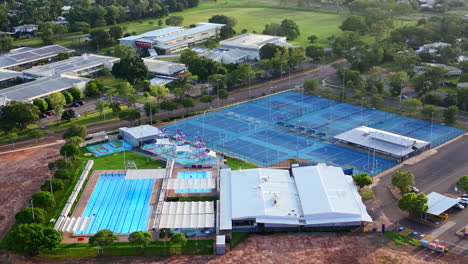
[15,207,46,224]
[54,168,70,179]
[40,178,64,192]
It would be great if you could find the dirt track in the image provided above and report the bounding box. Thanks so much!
[0,145,60,239]
[1,233,467,264]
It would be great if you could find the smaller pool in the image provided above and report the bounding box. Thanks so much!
[176,171,212,193]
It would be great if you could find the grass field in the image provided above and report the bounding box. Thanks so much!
[14,1,415,49]
[79,148,166,170]
[226,157,259,170]
[385,231,422,246]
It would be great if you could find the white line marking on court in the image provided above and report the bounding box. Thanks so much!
[430,221,456,237]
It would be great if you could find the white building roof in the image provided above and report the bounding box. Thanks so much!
[150,76,175,86]
[0,45,73,69]
[292,164,372,223]
[166,178,216,190]
[158,201,215,229]
[0,75,89,103]
[119,27,184,42]
[143,58,186,76]
[22,54,119,77]
[220,33,292,50]
[223,164,371,228]
[426,192,460,215]
[156,23,224,43]
[119,125,162,139]
[202,48,249,63]
[0,69,22,82]
[334,126,429,157]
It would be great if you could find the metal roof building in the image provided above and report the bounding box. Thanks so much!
[143,58,187,76]
[334,126,430,160]
[0,45,73,69]
[119,125,162,147]
[426,192,460,216]
[158,201,215,229]
[219,164,372,231]
[0,69,22,83]
[22,54,119,78]
[219,33,293,60]
[0,74,90,106]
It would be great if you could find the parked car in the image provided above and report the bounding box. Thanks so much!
[461,194,468,198]
[39,113,48,118]
[45,110,55,116]
[452,203,464,210]
[72,113,80,118]
[401,95,409,99]
[411,186,420,193]
[458,198,468,205]
[77,100,85,106]
[72,102,81,107]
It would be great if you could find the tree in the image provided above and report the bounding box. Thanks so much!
[339,16,368,34]
[444,106,458,124]
[0,37,14,51]
[303,79,319,91]
[144,102,159,121]
[280,19,300,40]
[109,25,123,40]
[119,109,141,126]
[0,101,40,131]
[181,97,196,115]
[220,26,236,39]
[392,170,415,193]
[421,105,438,120]
[63,124,87,139]
[15,207,46,224]
[112,56,148,84]
[200,95,213,104]
[47,93,66,122]
[85,80,102,97]
[54,168,70,179]
[67,136,84,146]
[32,191,56,209]
[208,15,237,27]
[370,94,383,109]
[305,44,325,58]
[5,224,61,254]
[402,98,422,116]
[33,99,48,113]
[60,143,80,158]
[128,231,152,250]
[259,43,286,60]
[166,16,184,26]
[393,52,421,73]
[71,22,91,33]
[387,71,409,97]
[38,27,55,45]
[113,44,134,59]
[160,100,178,114]
[69,88,83,101]
[95,100,107,118]
[149,85,169,103]
[41,178,64,193]
[263,23,282,36]
[398,193,428,215]
[170,232,186,245]
[29,129,45,144]
[89,229,119,254]
[90,30,112,51]
[61,109,76,121]
[353,173,372,190]
[5,133,18,148]
[307,35,318,43]
[456,175,468,193]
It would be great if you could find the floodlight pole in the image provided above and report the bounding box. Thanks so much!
[49,174,54,196]
[430,112,434,149]
[341,69,346,103]
[30,199,35,222]
[399,80,403,112]
[248,71,251,98]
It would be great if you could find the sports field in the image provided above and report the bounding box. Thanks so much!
[162,91,464,175]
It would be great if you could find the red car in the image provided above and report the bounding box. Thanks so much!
[45,110,55,116]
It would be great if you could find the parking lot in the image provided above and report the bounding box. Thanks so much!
[369,133,468,255]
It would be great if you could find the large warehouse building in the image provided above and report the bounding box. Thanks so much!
[119,23,225,55]
[219,33,292,61]
[0,45,73,70]
[219,164,372,232]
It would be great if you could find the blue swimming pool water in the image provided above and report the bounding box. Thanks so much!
[176,171,211,193]
[76,174,154,234]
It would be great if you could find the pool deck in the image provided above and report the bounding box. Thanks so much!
[166,165,218,198]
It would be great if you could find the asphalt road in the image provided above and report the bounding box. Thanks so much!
[370,134,468,254]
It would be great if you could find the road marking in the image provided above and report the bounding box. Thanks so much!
[430,221,456,237]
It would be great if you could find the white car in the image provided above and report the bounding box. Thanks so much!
[458,198,468,205]
[452,203,464,210]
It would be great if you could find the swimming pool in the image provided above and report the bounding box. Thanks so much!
[176,171,212,193]
[76,174,154,234]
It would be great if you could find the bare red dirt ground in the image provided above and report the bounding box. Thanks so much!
[1,233,467,264]
[0,145,60,239]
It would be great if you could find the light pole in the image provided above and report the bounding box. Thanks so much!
[248,71,251,98]
[399,80,403,112]
[30,199,35,222]
[341,68,346,103]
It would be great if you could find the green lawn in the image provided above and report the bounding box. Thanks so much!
[47,106,127,131]
[38,240,213,258]
[359,188,375,199]
[80,148,166,170]
[96,75,128,88]
[230,232,249,249]
[385,231,421,246]
[226,157,259,170]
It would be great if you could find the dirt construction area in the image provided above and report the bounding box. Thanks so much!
[0,145,60,239]
[1,233,467,264]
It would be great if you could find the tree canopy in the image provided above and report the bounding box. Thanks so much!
[128,231,152,249]
[15,207,46,225]
[398,193,429,215]
[392,170,415,193]
[112,56,148,84]
[32,191,56,209]
[353,173,373,190]
[89,229,118,254]
[63,124,87,140]
[5,223,61,254]
[456,175,468,193]
[0,101,39,131]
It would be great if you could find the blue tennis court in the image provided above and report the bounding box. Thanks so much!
[176,171,211,193]
[162,91,464,175]
[76,174,154,234]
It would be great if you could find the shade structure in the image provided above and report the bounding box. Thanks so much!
[158,201,215,229]
[166,178,215,190]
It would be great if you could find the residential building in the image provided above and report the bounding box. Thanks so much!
[415,42,451,54]
[0,45,74,70]
[119,23,225,55]
[219,164,372,232]
[219,33,293,61]
[13,24,39,33]
[22,54,119,78]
